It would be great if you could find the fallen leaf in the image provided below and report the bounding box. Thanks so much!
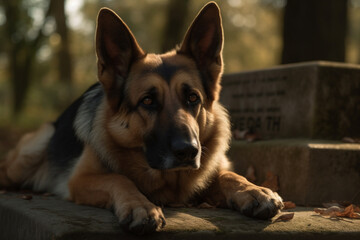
[274,213,294,222]
[0,190,6,194]
[197,202,216,209]
[245,165,256,183]
[283,201,296,210]
[314,206,344,216]
[261,171,279,192]
[314,204,360,219]
[336,204,360,219]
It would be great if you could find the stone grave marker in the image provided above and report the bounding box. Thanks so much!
[221,61,360,139]
[222,61,360,205]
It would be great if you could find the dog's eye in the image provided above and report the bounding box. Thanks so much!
[142,96,153,106]
[187,93,200,105]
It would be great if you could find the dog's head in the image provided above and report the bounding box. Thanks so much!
[96,2,224,170]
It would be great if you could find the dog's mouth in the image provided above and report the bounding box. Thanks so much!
[161,153,201,171]
[144,142,201,171]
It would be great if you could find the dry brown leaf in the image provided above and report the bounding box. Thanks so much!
[336,204,360,219]
[0,190,6,194]
[274,213,294,222]
[283,201,296,210]
[314,206,344,215]
[261,171,279,192]
[245,165,256,183]
[197,202,216,209]
[315,204,360,219]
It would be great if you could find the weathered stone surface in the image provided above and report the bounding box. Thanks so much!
[0,192,360,240]
[228,139,360,206]
[221,61,360,139]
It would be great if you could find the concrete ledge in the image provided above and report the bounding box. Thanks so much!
[1,192,360,240]
[228,139,360,206]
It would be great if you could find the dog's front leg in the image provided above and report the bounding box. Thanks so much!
[205,170,284,219]
[68,146,165,234]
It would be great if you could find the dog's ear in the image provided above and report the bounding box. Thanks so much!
[178,2,223,102]
[96,8,145,109]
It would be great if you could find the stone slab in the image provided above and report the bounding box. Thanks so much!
[0,192,360,240]
[221,61,360,139]
[228,139,360,206]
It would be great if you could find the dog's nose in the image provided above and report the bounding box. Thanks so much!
[171,139,199,161]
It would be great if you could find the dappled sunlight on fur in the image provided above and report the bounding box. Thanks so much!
[1,2,283,235]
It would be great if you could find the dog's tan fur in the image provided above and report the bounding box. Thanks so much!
[1,2,283,234]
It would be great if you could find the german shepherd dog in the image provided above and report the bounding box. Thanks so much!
[0,2,283,234]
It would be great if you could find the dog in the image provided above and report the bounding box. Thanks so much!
[0,2,283,234]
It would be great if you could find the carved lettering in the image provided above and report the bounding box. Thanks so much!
[235,116,281,132]
[226,75,287,136]
[266,116,281,131]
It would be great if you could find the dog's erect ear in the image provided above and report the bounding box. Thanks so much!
[178,2,223,102]
[96,8,145,109]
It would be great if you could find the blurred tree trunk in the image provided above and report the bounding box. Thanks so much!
[282,0,348,64]
[1,0,51,115]
[50,0,73,86]
[161,0,190,52]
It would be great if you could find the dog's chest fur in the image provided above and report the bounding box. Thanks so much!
[105,149,220,205]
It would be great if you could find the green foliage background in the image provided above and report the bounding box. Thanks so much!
[0,0,359,130]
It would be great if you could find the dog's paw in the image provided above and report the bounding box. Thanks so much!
[229,186,284,220]
[115,201,166,235]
